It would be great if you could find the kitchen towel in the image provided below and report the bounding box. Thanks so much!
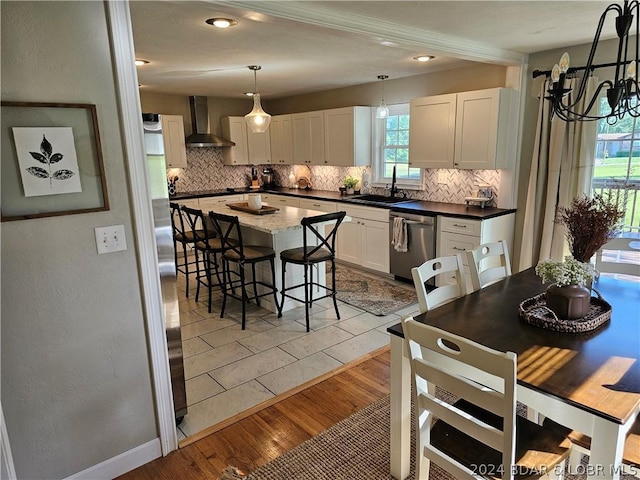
[391,217,408,253]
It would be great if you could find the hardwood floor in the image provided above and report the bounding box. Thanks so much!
[117,347,391,479]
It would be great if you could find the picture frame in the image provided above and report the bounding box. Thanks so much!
[1,101,110,221]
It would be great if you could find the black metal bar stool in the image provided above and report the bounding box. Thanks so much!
[181,206,225,313]
[170,202,204,297]
[209,211,279,330]
[277,211,346,332]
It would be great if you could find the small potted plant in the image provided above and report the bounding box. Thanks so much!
[535,256,596,319]
[343,176,359,195]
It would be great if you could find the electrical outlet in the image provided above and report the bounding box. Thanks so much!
[95,225,127,254]
[437,170,448,185]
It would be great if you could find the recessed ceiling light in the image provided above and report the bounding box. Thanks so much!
[135,59,149,66]
[206,17,238,28]
[413,55,435,62]
[243,91,255,97]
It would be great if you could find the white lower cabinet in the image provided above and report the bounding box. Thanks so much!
[436,213,515,292]
[198,194,246,213]
[338,205,389,273]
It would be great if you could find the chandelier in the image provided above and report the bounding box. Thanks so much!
[533,0,640,123]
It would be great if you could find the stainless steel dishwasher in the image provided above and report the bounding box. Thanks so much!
[389,211,436,283]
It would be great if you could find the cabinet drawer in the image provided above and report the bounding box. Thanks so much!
[198,194,245,211]
[263,194,300,207]
[343,204,388,222]
[439,231,480,265]
[439,216,481,236]
[298,198,337,212]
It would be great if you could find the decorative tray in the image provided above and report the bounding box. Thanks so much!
[519,290,612,333]
[227,202,279,215]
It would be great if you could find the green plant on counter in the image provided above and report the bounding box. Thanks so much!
[343,176,359,188]
[535,256,596,287]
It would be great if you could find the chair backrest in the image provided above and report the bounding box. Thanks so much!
[300,211,346,260]
[466,240,512,292]
[401,316,517,480]
[169,202,184,240]
[181,206,214,245]
[411,255,467,313]
[208,211,245,260]
[595,237,640,277]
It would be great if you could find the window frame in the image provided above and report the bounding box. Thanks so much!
[371,103,422,189]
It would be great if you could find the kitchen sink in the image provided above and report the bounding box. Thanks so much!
[345,194,412,205]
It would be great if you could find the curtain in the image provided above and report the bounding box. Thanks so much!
[518,77,598,270]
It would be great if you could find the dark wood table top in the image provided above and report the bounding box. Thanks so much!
[388,268,640,424]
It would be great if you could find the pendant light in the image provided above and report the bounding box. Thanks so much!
[376,75,389,119]
[245,65,271,133]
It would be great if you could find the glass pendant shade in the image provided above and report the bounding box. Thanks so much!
[376,101,389,119]
[375,74,389,119]
[245,93,271,133]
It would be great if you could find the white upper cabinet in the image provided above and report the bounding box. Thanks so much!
[269,114,293,164]
[324,107,371,166]
[292,110,326,165]
[409,88,517,170]
[161,114,188,168]
[221,116,271,165]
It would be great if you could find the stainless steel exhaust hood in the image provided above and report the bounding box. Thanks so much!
[185,96,235,147]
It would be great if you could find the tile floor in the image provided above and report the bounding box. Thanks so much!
[174,265,419,441]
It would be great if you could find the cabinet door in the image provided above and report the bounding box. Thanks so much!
[247,128,271,164]
[292,111,325,165]
[337,220,362,265]
[409,94,456,169]
[361,219,390,273]
[454,89,500,169]
[324,107,354,166]
[161,115,187,168]
[221,117,249,165]
[270,115,293,164]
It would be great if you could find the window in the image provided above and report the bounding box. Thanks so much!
[593,98,640,235]
[373,104,422,188]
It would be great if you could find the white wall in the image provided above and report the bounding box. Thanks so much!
[1,2,158,478]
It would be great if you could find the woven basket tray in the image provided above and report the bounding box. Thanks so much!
[519,289,612,333]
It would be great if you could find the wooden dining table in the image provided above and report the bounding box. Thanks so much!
[388,268,640,480]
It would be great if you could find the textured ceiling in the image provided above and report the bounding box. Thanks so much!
[130,1,615,99]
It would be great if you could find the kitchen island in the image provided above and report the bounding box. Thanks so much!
[208,203,348,314]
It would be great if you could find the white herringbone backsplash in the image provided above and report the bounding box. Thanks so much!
[168,148,501,205]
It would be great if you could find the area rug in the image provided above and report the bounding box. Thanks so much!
[330,265,417,316]
[220,395,636,480]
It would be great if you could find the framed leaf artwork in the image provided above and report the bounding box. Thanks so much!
[1,102,109,221]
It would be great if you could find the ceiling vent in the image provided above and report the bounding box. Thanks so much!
[185,96,235,147]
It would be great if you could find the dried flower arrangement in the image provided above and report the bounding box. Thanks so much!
[555,193,625,263]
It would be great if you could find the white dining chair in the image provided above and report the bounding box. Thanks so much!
[466,240,512,292]
[401,316,571,480]
[595,237,640,278]
[411,254,467,313]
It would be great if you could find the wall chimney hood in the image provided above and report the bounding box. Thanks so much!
[185,96,235,147]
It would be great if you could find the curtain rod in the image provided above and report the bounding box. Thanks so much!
[532,60,625,79]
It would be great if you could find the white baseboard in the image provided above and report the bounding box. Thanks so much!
[64,438,161,480]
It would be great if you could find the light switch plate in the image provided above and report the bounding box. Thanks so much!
[95,225,127,254]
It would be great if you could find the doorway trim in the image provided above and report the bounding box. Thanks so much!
[106,0,177,455]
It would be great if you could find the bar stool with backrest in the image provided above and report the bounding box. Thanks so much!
[209,211,278,330]
[170,202,204,297]
[181,206,225,313]
[411,254,467,313]
[401,316,571,480]
[277,211,346,332]
[466,240,512,292]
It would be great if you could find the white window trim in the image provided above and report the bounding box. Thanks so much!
[371,104,423,190]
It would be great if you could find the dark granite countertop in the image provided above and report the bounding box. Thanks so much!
[171,187,516,220]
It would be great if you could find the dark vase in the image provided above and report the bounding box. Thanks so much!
[546,284,592,319]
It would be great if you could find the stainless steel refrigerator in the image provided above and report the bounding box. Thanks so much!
[142,113,187,423]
